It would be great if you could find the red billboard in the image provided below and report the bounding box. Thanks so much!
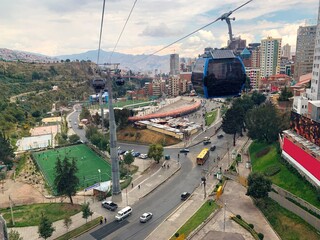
[290,111,320,147]
[283,137,320,181]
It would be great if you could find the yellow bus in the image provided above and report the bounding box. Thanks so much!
[196,148,210,165]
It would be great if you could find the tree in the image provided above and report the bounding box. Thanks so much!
[92,112,101,126]
[222,105,244,146]
[82,202,93,223]
[251,91,266,105]
[124,152,134,167]
[9,229,23,240]
[114,109,130,129]
[0,131,14,167]
[278,86,293,101]
[69,134,80,144]
[148,144,164,163]
[245,102,282,143]
[63,216,72,234]
[54,156,79,204]
[246,172,272,199]
[38,212,55,240]
[232,95,254,133]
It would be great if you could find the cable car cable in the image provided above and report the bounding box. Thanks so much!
[97,0,106,65]
[108,0,139,63]
[135,0,252,64]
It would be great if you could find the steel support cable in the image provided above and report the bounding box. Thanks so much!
[136,0,252,63]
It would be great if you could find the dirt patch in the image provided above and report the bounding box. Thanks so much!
[117,126,181,146]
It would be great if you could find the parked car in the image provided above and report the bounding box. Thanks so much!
[118,150,126,155]
[140,212,153,223]
[102,200,118,211]
[210,145,216,151]
[203,140,211,145]
[181,192,191,201]
[180,148,190,153]
[132,152,141,157]
[217,134,224,139]
[139,154,148,159]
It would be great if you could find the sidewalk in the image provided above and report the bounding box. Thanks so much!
[10,158,181,240]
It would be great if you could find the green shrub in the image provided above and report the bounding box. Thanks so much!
[175,232,179,238]
[258,233,264,240]
[236,214,242,219]
[264,165,281,176]
[248,223,254,229]
[255,147,270,158]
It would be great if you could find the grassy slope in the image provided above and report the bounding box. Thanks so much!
[1,203,81,227]
[249,142,320,208]
[256,198,320,240]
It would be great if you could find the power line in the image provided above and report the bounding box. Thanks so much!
[108,0,138,63]
[136,0,252,63]
[97,0,106,65]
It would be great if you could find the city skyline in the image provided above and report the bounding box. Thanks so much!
[0,0,318,58]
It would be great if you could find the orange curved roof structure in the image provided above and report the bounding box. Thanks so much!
[128,101,201,122]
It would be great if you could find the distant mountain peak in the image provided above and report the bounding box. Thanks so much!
[57,49,171,73]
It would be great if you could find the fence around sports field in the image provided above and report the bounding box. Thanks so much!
[32,144,112,194]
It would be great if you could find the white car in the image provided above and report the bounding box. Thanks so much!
[140,212,153,223]
[139,154,148,159]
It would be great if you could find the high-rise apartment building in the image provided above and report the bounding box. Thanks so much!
[260,37,282,78]
[282,43,291,59]
[246,68,260,90]
[294,25,316,81]
[309,4,320,100]
[249,43,260,68]
[168,76,180,96]
[170,53,180,76]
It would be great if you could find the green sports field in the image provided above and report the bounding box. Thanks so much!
[32,144,112,192]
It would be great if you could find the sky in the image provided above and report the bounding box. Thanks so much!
[0,0,319,59]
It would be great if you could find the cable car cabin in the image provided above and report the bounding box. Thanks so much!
[92,78,106,93]
[196,148,210,165]
[191,49,246,99]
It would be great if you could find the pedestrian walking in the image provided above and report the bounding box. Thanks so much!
[104,217,107,224]
[131,182,134,188]
[167,164,170,169]
[100,218,103,225]
[178,153,180,159]
[138,184,141,189]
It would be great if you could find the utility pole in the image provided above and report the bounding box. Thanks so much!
[99,89,104,132]
[224,202,227,232]
[104,67,121,197]
[92,65,122,201]
[9,195,14,226]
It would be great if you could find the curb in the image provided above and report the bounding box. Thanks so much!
[145,176,217,240]
[186,207,221,240]
[139,163,181,200]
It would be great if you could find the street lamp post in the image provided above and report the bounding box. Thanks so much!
[98,168,102,200]
[98,169,101,185]
[201,176,206,199]
[224,202,227,232]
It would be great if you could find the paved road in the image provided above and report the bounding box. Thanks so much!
[73,99,234,240]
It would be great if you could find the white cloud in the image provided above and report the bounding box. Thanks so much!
[0,0,318,57]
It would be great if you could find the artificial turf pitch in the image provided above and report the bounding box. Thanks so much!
[32,144,112,190]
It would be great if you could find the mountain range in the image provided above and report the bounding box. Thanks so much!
[0,48,172,73]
